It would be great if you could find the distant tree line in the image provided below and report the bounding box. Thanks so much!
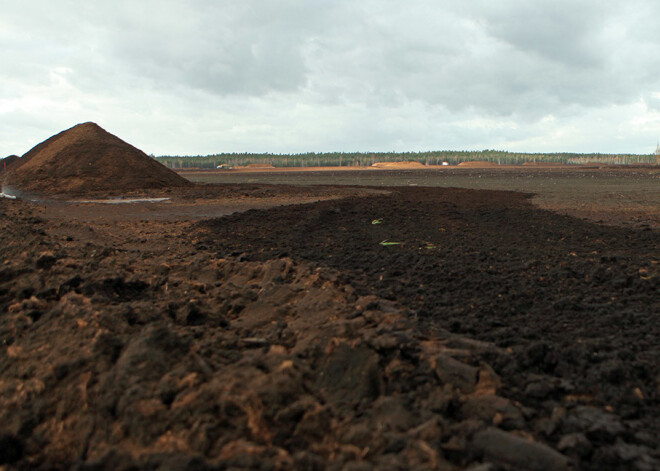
[155,150,659,169]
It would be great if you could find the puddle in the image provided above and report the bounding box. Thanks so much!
[72,197,171,204]
[1,185,19,199]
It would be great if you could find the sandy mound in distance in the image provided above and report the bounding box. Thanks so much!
[522,161,565,166]
[457,160,500,167]
[5,122,191,195]
[371,161,426,169]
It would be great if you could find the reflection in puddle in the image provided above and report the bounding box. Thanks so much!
[72,198,171,204]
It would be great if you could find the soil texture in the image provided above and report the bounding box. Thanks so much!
[0,183,658,470]
[457,161,500,168]
[201,186,660,469]
[187,166,660,230]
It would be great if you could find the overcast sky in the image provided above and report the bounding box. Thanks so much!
[2,1,660,156]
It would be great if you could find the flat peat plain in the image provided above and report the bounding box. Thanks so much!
[0,166,658,470]
[186,165,660,229]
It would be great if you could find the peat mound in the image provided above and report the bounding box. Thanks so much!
[5,122,191,195]
[522,161,565,166]
[457,160,499,167]
[372,161,426,169]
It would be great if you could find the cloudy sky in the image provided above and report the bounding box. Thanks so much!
[2,0,660,157]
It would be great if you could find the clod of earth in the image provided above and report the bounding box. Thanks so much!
[0,181,658,470]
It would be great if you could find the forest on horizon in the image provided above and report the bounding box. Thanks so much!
[155,149,659,169]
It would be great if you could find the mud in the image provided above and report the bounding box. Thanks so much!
[0,183,658,470]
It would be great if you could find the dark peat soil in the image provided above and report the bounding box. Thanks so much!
[201,186,660,455]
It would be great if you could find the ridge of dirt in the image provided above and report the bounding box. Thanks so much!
[0,184,658,470]
[0,195,576,470]
[200,186,660,470]
[4,123,191,196]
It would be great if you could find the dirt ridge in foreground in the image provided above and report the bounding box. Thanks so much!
[201,186,660,470]
[0,185,658,470]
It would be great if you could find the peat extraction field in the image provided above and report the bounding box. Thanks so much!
[186,166,660,230]
[1,139,659,470]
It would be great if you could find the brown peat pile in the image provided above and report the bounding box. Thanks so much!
[5,122,191,195]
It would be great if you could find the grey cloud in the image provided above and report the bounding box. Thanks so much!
[479,0,614,67]
[1,0,660,156]
[1,1,324,96]
[100,1,331,96]
[644,94,660,112]
[6,0,659,115]
[456,1,660,110]
[299,1,660,117]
